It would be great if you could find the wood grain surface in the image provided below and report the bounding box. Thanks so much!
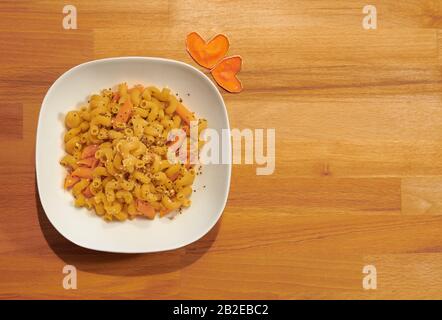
[1,0,442,299]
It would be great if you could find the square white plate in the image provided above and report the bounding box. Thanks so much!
[36,57,231,253]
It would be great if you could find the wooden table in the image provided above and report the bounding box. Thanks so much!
[2,0,442,299]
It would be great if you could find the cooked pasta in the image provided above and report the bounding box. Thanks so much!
[60,83,206,221]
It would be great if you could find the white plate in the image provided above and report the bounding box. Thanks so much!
[36,57,231,253]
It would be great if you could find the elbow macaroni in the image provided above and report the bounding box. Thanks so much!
[60,83,207,222]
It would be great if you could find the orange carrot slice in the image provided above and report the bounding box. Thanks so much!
[82,186,94,198]
[77,156,99,168]
[112,93,120,102]
[166,135,179,147]
[72,167,94,179]
[169,172,180,182]
[64,174,80,189]
[211,55,243,93]
[136,200,156,219]
[182,125,190,136]
[186,32,229,69]
[175,103,196,125]
[115,99,133,124]
[81,144,99,159]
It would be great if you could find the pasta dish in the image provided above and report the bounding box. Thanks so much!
[60,83,207,221]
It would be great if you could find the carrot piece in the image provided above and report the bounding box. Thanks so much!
[81,144,99,159]
[72,167,94,179]
[175,103,196,125]
[115,99,133,124]
[166,135,179,147]
[169,172,180,182]
[186,32,229,69]
[112,93,120,102]
[82,186,93,198]
[136,200,156,220]
[77,156,99,168]
[185,140,197,168]
[210,55,243,93]
[182,125,190,136]
[64,174,80,189]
